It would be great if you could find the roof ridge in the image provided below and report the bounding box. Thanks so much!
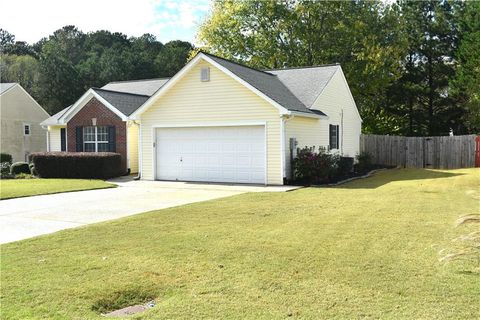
[200,51,276,77]
[264,63,340,72]
[92,87,150,97]
[106,77,171,84]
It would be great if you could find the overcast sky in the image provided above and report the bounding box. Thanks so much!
[0,0,212,44]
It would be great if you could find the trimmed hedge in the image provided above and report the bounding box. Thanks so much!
[30,152,123,179]
[0,153,12,163]
[10,162,30,175]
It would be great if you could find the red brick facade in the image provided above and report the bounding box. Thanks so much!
[67,97,128,173]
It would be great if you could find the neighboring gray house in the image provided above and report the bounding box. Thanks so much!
[0,83,49,162]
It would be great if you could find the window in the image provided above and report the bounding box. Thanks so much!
[329,124,339,150]
[83,126,110,152]
[23,124,31,136]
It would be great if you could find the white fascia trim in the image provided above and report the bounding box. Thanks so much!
[62,89,128,123]
[200,55,290,116]
[130,54,203,119]
[289,111,327,119]
[130,53,290,119]
[151,120,267,129]
[338,66,363,122]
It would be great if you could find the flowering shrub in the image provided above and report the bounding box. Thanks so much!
[293,146,339,185]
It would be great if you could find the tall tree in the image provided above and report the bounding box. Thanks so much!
[197,0,407,133]
[450,1,480,133]
[395,0,462,135]
[37,26,86,113]
[155,40,193,77]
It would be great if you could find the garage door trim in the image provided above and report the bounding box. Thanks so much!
[151,121,267,185]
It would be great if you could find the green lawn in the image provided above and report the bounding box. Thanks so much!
[0,178,116,200]
[1,169,479,319]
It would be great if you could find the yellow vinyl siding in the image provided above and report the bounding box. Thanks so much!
[139,60,283,185]
[284,69,361,178]
[47,126,65,151]
[127,122,139,173]
[284,117,324,178]
[310,70,361,157]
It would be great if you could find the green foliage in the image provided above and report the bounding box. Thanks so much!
[198,0,476,135]
[0,153,12,163]
[293,146,339,185]
[198,0,407,134]
[450,1,480,133]
[10,162,30,175]
[355,152,373,173]
[1,26,194,115]
[14,173,34,179]
[1,162,11,174]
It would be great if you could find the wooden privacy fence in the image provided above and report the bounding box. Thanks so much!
[360,134,479,169]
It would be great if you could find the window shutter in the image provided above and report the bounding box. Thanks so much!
[336,125,340,150]
[329,125,334,149]
[108,126,116,152]
[75,126,83,151]
[60,128,66,151]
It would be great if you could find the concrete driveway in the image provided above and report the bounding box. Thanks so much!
[0,178,299,244]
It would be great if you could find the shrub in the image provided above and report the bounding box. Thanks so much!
[0,153,12,164]
[293,147,339,185]
[1,162,11,174]
[355,152,373,173]
[338,157,354,176]
[10,162,30,175]
[29,163,37,176]
[30,152,123,179]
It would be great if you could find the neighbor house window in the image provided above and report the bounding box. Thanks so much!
[83,126,109,152]
[23,124,31,136]
[329,124,339,150]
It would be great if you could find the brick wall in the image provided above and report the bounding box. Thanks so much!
[67,97,127,173]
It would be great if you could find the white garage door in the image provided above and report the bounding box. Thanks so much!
[155,126,265,184]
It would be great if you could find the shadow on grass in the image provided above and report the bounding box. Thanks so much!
[334,169,465,189]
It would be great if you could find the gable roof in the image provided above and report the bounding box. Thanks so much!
[41,79,167,126]
[92,88,149,116]
[0,83,17,95]
[205,54,316,115]
[101,78,169,96]
[43,52,351,125]
[266,65,339,107]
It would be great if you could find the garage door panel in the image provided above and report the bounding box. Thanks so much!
[156,126,265,184]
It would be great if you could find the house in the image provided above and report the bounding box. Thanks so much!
[0,83,50,162]
[41,79,169,174]
[42,52,361,185]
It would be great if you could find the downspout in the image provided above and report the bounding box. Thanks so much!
[134,120,141,180]
[281,114,295,181]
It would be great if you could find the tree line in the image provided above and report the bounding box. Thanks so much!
[0,26,193,115]
[197,0,479,136]
[1,0,478,136]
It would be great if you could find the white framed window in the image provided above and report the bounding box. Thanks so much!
[83,126,109,152]
[23,123,31,136]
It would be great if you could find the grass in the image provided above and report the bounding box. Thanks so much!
[0,178,116,200]
[1,168,479,319]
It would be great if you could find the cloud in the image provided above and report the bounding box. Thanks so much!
[0,0,211,44]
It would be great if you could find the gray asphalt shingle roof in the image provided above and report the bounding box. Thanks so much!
[0,83,16,95]
[92,88,149,116]
[267,65,339,108]
[42,53,339,126]
[101,78,169,96]
[205,54,316,115]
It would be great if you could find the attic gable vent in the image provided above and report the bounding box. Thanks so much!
[200,67,210,82]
